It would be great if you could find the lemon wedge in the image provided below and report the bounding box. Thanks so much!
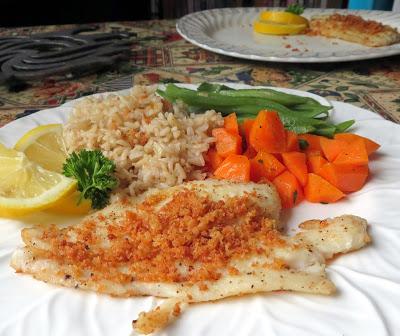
[48,190,92,215]
[254,10,309,35]
[259,11,309,25]
[14,124,67,173]
[253,20,307,35]
[0,144,77,217]
[13,124,91,215]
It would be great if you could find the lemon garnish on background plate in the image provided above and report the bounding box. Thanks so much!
[254,10,309,36]
[0,144,77,217]
[259,11,308,25]
[14,124,67,173]
[254,21,307,35]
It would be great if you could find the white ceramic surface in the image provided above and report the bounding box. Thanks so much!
[177,8,400,63]
[1,84,400,336]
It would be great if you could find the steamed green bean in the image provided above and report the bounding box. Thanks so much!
[157,84,354,136]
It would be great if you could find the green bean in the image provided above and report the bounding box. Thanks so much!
[198,84,329,117]
[161,86,295,112]
[217,88,319,107]
[196,82,321,108]
[159,89,314,124]
[197,83,233,92]
[161,87,331,132]
[291,104,331,116]
[290,109,330,119]
[312,127,336,138]
[291,103,330,111]
[161,85,329,121]
[163,85,331,120]
[157,84,356,137]
[197,83,320,111]
[335,120,355,133]
[285,124,316,134]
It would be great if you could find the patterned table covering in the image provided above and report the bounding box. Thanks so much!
[1,20,400,127]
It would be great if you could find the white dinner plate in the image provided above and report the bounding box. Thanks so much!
[176,8,400,63]
[0,84,400,336]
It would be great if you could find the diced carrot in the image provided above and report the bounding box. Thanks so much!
[250,159,266,183]
[250,151,286,182]
[224,113,239,135]
[286,130,299,152]
[318,163,369,193]
[241,119,255,146]
[243,145,257,159]
[305,149,323,157]
[273,171,304,209]
[273,153,284,163]
[298,134,322,152]
[320,137,347,162]
[307,155,328,174]
[304,173,345,203]
[212,128,242,158]
[282,152,308,187]
[214,154,250,182]
[334,133,380,156]
[205,148,224,172]
[249,110,286,153]
[333,138,368,166]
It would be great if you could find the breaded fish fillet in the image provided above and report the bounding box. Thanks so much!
[10,179,370,334]
[134,215,370,334]
[309,13,400,47]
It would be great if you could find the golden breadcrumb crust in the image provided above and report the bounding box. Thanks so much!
[309,13,400,47]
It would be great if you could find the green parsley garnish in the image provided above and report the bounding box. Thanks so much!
[63,150,118,209]
[286,2,304,15]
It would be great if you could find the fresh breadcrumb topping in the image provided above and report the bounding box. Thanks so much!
[42,190,284,284]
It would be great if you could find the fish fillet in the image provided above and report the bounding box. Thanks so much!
[309,13,400,47]
[10,179,370,334]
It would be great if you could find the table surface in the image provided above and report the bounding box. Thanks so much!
[0,20,400,127]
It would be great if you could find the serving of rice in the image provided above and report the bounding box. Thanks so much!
[63,85,223,196]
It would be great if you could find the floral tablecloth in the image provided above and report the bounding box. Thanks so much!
[1,20,400,127]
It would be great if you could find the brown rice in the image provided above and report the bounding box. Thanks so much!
[63,85,223,196]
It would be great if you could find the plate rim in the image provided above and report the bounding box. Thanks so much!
[176,7,400,63]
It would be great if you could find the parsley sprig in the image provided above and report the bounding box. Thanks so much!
[63,150,118,209]
[285,2,304,15]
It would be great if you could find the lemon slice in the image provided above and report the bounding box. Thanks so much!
[253,20,307,35]
[0,144,77,217]
[14,124,91,215]
[14,124,67,173]
[259,11,309,26]
[48,191,92,215]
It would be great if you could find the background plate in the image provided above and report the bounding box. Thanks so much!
[1,84,400,336]
[177,8,400,63]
